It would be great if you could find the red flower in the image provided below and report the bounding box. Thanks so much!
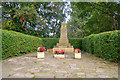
[39,47,46,52]
[55,50,64,54]
[47,49,53,51]
[75,49,81,53]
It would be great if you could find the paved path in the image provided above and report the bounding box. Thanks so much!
[2,52,118,78]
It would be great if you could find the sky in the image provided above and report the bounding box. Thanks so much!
[63,1,72,23]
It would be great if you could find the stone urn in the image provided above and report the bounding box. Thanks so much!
[75,52,81,59]
[37,52,45,58]
[37,47,46,58]
[74,49,81,59]
[54,50,65,58]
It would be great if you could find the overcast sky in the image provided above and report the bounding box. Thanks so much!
[63,1,72,23]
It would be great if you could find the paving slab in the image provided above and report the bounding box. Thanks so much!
[2,52,118,78]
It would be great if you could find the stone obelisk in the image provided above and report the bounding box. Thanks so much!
[53,22,74,52]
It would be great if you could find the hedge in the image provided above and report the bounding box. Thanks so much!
[41,38,59,49]
[2,29,120,63]
[2,30,43,59]
[41,38,82,49]
[69,38,82,49]
[82,30,120,63]
[2,30,82,59]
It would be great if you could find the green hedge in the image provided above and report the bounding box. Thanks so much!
[69,38,82,49]
[2,29,120,63]
[2,30,43,59]
[41,38,82,49]
[42,38,59,49]
[2,30,82,59]
[82,30,120,62]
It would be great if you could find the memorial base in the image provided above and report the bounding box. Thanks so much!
[54,54,65,58]
[75,53,81,59]
[37,52,44,58]
[53,48,74,53]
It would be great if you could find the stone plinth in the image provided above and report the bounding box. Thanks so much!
[53,48,74,53]
[37,52,44,58]
[53,22,74,53]
[75,53,81,59]
[54,54,65,58]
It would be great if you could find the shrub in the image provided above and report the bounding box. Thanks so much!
[41,38,59,49]
[2,30,42,59]
[82,35,94,54]
[82,30,120,62]
[69,38,82,49]
[2,29,120,63]
[41,38,82,49]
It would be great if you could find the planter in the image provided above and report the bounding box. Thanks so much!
[54,54,65,58]
[37,52,45,58]
[75,52,81,59]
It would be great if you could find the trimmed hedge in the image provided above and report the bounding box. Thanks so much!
[42,38,59,49]
[2,29,120,63]
[41,38,82,49]
[2,30,82,59]
[69,38,82,49]
[82,30,120,62]
[2,30,43,59]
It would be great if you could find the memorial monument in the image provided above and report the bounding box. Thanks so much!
[53,22,74,52]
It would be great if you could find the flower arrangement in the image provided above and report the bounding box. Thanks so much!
[55,50,64,55]
[74,49,81,53]
[37,47,46,52]
[47,48,53,52]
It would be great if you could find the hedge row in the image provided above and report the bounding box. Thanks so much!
[41,38,82,49]
[2,30,43,59]
[2,30,120,63]
[69,38,82,49]
[82,30,120,62]
[41,38,59,49]
[2,30,82,59]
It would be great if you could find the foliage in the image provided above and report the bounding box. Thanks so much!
[2,30,82,59]
[41,38,59,49]
[2,29,120,63]
[69,38,82,49]
[2,30,43,59]
[2,2,65,38]
[69,2,120,37]
[82,30,120,62]
[67,4,86,38]
[47,48,53,52]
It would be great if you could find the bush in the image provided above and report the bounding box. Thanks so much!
[41,38,59,49]
[82,35,94,54]
[69,38,82,49]
[2,29,120,63]
[41,38,83,49]
[2,30,42,59]
[2,30,82,59]
[82,30,120,62]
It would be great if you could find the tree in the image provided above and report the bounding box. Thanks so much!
[2,2,65,38]
[68,2,120,37]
